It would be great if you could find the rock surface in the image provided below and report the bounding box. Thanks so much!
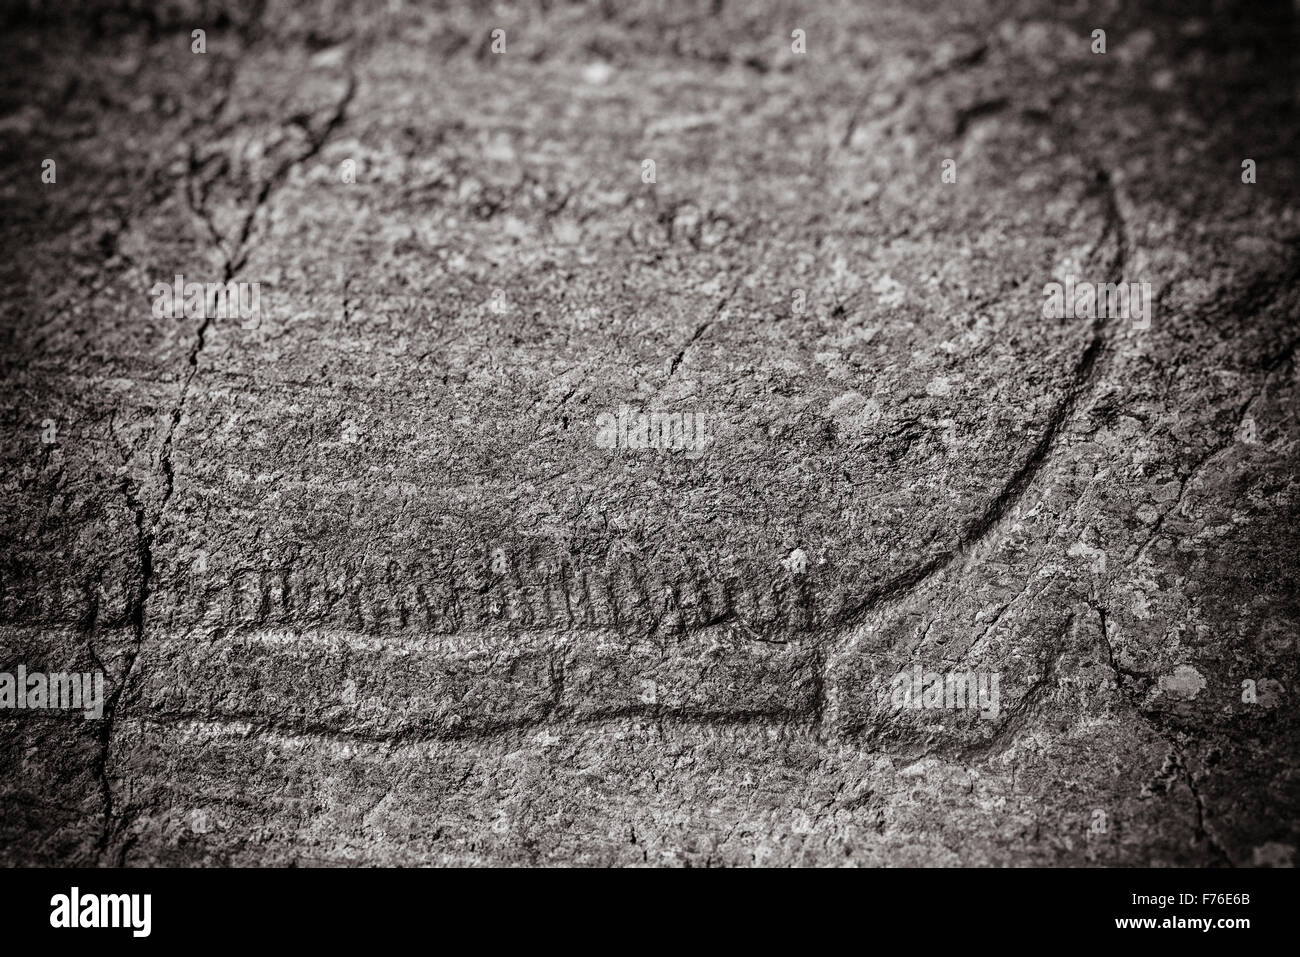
[1,0,1298,866]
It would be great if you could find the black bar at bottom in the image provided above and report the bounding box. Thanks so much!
[0,867,1289,944]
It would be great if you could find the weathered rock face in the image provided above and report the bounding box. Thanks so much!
[1,0,1297,866]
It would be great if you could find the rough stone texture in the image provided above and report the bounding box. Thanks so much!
[1,0,1298,866]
